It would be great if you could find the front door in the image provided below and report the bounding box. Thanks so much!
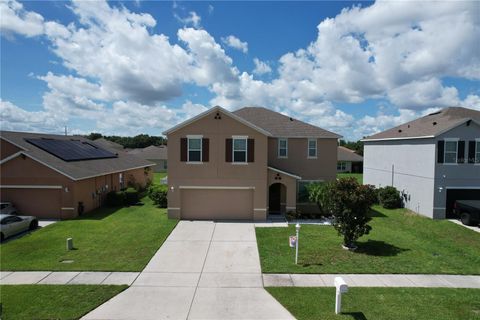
[269,183,281,214]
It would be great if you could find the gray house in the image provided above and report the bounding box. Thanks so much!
[127,145,167,172]
[363,107,480,219]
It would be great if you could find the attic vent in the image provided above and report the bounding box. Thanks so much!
[433,121,437,126]
[214,112,222,120]
[289,117,294,121]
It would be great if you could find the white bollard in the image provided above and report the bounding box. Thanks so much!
[334,277,348,314]
[66,238,73,250]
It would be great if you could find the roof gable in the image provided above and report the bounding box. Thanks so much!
[163,106,272,137]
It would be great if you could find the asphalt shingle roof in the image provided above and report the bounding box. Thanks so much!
[1,131,153,181]
[338,146,363,162]
[232,107,341,139]
[127,145,167,160]
[364,107,480,141]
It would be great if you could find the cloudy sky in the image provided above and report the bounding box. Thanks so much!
[1,0,479,140]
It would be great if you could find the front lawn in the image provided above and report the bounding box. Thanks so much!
[337,173,363,184]
[256,206,480,274]
[0,285,126,320]
[267,287,480,320]
[0,197,177,271]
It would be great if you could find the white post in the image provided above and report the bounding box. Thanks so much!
[334,277,348,314]
[66,238,73,251]
[295,223,300,265]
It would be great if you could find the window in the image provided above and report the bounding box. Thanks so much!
[278,138,288,158]
[188,137,202,162]
[476,140,480,164]
[337,161,347,171]
[233,138,247,163]
[444,140,458,164]
[297,180,323,203]
[308,138,317,158]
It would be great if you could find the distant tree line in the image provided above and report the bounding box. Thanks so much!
[85,133,167,149]
[339,139,364,156]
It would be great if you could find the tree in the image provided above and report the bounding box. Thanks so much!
[307,182,329,215]
[339,139,364,156]
[320,178,376,249]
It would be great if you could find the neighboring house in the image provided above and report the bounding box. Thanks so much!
[127,145,168,172]
[93,137,125,152]
[163,106,341,221]
[0,131,153,219]
[363,107,480,219]
[337,146,363,173]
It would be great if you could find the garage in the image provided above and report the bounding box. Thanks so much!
[0,187,62,219]
[446,188,480,218]
[180,188,254,220]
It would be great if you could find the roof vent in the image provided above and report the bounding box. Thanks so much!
[398,129,402,133]
[407,125,410,128]
[433,121,437,126]
[467,120,471,126]
[289,117,294,121]
[428,111,441,116]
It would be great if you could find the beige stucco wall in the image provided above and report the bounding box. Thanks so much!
[0,139,22,160]
[167,110,268,220]
[268,137,337,181]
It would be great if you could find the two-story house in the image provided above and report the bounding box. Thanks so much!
[163,106,341,220]
[363,107,480,219]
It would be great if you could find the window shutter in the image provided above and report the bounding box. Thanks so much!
[202,138,209,162]
[468,141,476,163]
[180,138,187,162]
[437,140,444,163]
[247,139,255,162]
[225,139,232,162]
[457,140,465,163]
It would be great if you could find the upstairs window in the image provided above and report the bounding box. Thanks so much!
[444,140,458,164]
[233,137,247,163]
[308,138,317,158]
[278,138,288,158]
[476,140,480,163]
[188,137,202,162]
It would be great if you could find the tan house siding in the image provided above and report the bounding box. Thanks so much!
[268,137,338,181]
[167,110,268,220]
[0,139,22,160]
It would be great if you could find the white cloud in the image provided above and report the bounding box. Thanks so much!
[0,0,44,38]
[221,35,248,53]
[174,11,201,28]
[253,58,271,75]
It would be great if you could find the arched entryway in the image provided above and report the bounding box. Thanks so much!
[269,183,287,215]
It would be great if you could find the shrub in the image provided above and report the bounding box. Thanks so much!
[105,191,126,207]
[124,187,140,205]
[148,184,168,208]
[307,182,330,216]
[377,186,402,209]
[322,178,376,249]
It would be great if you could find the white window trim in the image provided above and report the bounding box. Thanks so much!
[278,138,288,159]
[443,138,459,165]
[307,138,317,159]
[475,138,480,165]
[232,136,248,164]
[187,135,203,163]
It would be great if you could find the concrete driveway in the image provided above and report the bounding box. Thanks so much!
[83,221,294,320]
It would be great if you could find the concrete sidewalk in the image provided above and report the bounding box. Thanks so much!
[82,221,295,320]
[263,273,480,288]
[0,271,139,285]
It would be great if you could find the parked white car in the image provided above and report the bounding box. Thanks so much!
[0,214,38,241]
[0,202,17,215]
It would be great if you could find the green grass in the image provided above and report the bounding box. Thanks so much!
[337,173,363,184]
[256,206,480,274]
[0,197,177,271]
[0,285,126,320]
[153,172,168,185]
[267,287,480,320]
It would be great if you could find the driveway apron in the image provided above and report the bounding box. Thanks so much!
[82,221,294,320]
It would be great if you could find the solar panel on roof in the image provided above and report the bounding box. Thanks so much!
[25,138,118,162]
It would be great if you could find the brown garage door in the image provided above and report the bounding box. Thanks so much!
[181,188,253,220]
[0,188,61,219]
